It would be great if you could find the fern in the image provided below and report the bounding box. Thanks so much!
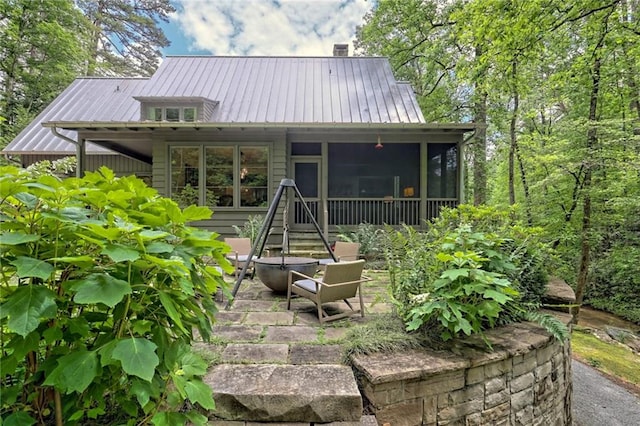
[524,311,570,342]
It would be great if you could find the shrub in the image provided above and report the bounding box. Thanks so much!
[336,222,386,263]
[404,225,520,343]
[0,166,231,425]
[385,205,567,346]
[232,214,267,245]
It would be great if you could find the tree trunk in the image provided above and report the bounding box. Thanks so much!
[473,45,488,206]
[573,16,607,324]
[509,61,519,205]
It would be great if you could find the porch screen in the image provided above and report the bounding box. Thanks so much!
[427,143,457,198]
[328,143,420,198]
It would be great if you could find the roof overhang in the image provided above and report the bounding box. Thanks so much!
[40,121,476,162]
[43,121,476,132]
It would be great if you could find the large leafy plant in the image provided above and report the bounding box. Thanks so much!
[0,166,231,425]
[405,226,519,343]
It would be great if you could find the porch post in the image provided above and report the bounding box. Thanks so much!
[420,141,428,225]
[77,137,86,178]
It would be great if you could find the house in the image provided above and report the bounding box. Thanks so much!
[3,46,475,239]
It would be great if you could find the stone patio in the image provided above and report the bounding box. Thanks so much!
[198,273,393,425]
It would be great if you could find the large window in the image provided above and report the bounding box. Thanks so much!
[427,143,457,198]
[170,147,200,208]
[170,145,269,208]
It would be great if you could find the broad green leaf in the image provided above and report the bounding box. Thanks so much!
[112,338,159,382]
[182,205,213,221]
[440,269,469,281]
[49,255,95,268]
[151,412,187,426]
[82,223,122,241]
[71,274,131,307]
[43,350,99,394]
[184,379,215,410]
[158,291,187,334]
[11,256,54,280]
[436,252,454,262]
[131,379,156,408]
[139,230,170,240]
[179,352,208,376]
[184,411,209,426]
[0,286,57,336]
[0,231,39,245]
[483,289,512,304]
[13,192,38,208]
[102,243,140,263]
[8,331,41,359]
[3,411,36,426]
[146,241,174,254]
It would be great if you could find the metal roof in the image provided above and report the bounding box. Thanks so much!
[4,78,147,154]
[137,56,426,124]
[4,56,439,155]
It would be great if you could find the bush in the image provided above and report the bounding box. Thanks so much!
[0,166,231,425]
[232,214,266,245]
[336,222,386,264]
[385,205,566,346]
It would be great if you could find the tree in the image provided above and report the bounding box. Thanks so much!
[76,0,175,76]
[0,0,87,147]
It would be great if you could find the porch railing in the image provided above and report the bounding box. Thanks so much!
[293,198,458,227]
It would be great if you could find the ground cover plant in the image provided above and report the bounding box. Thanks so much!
[0,166,230,425]
[384,205,567,346]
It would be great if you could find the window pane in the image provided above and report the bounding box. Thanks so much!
[148,107,162,121]
[427,143,457,198]
[206,147,234,208]
[183,107,195,122]
[291,143,321,155]
[170,147,200,208]
[166,107,180,122]
[240,147,269,207]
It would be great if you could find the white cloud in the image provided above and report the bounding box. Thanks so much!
[173,0,373,56]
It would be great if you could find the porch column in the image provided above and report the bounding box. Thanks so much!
[77,137,86,178]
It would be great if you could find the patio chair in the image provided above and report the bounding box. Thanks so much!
[224,237,257,279]
[317,241,360,270]
[287,259,371,323]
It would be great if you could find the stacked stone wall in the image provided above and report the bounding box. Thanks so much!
[351,318,572,426]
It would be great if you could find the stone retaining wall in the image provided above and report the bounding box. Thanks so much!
[351,313,572,426]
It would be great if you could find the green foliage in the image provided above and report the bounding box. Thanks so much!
[232,214,266,245]
[0,166,230,425]
[336,222,386,263]
[404,226,519,344]
[586,236,640,324]
[385,205,566,346]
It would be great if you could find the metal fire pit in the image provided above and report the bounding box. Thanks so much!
[254,257,319,293]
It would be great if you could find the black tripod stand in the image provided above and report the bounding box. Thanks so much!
[227,178,336,307]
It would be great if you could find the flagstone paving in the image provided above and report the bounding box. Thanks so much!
[203,273,393,424]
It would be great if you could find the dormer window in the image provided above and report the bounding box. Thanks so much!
[147,106,196,122]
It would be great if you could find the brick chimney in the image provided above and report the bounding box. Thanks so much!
[333,43,348,57]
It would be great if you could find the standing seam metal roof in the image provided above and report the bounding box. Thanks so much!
[4,56,426,154]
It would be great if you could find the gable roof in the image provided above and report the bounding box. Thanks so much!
[4,55,431,155]
[137,56,425,124]
[4,77,147,154]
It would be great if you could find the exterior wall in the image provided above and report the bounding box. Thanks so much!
[19,154,151,177]
[152,129,287,241]
[351,319,573,426]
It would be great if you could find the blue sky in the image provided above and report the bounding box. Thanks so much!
[160,0,374,57]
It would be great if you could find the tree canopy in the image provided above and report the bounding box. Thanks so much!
[0,0,173,150]
[356,0,640,323]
